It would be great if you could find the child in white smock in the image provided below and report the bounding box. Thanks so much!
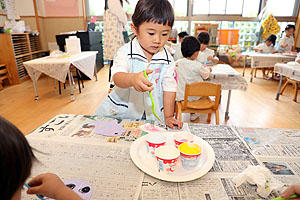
[253,34,277,53]
[95,0,182,129]
[197,32,219,65]
[276,24,296,53]
[176,36,211,121]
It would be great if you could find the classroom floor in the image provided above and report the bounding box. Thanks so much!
[0,65,299,135]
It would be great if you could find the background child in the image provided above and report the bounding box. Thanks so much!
[95,0,182,129]
[174,31,189,61]
[197,32,219,65]
[277,24,296,53]
[253,34,277,53]
[0,116,81,200]
[176,36,211,121]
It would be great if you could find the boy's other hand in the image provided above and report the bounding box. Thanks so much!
[165,116,183,129]
[281,184,300,199]
[131,69,153,92]
[207,56,213,61]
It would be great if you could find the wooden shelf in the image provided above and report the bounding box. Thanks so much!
[0,33,43,84]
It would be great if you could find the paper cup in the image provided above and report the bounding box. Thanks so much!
[155,146,180,174]
[178,142,202,170]
[173,132,194,148]
[145,133,166,157]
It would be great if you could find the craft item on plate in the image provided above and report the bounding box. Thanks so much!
[173,132,194,148]
[139,123,166,133]
[178,142,202,170]
[155,146,180,174]
[145,133,166,157]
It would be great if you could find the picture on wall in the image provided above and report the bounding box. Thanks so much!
[0,0,6,14]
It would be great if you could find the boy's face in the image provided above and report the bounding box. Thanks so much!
[285,28,294,37]
[265,41,272,46]
[131,21,171,60]
[200,43,208,51]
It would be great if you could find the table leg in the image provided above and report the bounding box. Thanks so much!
[31,70,39,101]
[225,90,231,120]
[94,63,98,81]
[250,58,254,82]
[243,56,246,77]
[275,75,283,100]
[68,69,75,101]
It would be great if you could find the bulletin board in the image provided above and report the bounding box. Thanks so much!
[44,0,79,17]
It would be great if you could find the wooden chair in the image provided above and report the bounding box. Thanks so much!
[175,82,221,125]
[280,77,299,102]
[0,64,12,91]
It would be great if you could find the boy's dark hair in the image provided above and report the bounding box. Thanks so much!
[197,31,210,45]
[285,24,295,31]
[132,0,174,28]
[178,31,188,39]
[181,36,200,58]
[0,116,35,200]
[266,34,277,46]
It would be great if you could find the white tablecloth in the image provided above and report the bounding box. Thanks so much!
[242,52,295,68]
[210,64,248,91]
[24,51,97,83]
[274,62,300,81]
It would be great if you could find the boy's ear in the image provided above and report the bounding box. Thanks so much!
[131,23,138,36]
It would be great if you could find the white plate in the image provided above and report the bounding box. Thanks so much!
[130,132,215,182]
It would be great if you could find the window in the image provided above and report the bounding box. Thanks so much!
[266,0,298,16]
[168,0,188,16]
[193,0,260,16]
[87,0,105,16]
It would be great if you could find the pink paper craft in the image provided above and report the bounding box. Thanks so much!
[88,120,125,136]
[139,123,166,132]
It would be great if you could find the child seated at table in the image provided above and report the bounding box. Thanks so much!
[253,34,277,53]
[197,32,219,65]
[276,24,296,53]
[174,31,189,61]
[95,0,182,129]
[0,116,82,200]
[176,36,211,121]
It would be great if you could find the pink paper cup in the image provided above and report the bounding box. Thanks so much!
[145,133,166,157]
[178,143,203,170]
[155,146,180,174]
[173,132,194,148]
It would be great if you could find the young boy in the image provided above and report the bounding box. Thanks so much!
[176,36,211,121]
[174,31,189,61]
[95,0,182,129]
[197,32,219,65]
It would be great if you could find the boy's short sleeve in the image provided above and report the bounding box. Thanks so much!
[111,48,130,82]
[162,62,177,92]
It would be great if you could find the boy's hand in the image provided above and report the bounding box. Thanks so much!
[165,116,183,129]
[27,173,82,200]
[207,56,213,61]
[281,184,300,199]
[131,69,153,92]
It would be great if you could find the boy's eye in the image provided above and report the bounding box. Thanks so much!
[162,33,168,36]
[148,32,154,36]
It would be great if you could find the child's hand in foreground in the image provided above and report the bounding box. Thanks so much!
[165,116,183,129]
[131,69,153,92]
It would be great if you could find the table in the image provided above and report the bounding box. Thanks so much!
[210,64,248,120]
[242,52,296,82]
[274,62,300,100]
[23,114,300,200]
[23,51,98,101]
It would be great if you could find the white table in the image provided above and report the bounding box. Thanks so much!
[274,62,300,100]
[210,64,248,120]
[24,51,98,101]
[242,52,296,82]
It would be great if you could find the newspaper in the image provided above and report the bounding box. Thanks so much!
[26,114,153,145]
[188,124,259,173]
[234,127,300,157]
[22,137,144,200]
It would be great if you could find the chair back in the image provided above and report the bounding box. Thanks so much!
[183,82,221,110]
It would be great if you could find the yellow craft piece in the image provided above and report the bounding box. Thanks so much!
[57,55,71,59]
[179,142,201,155]
[261,14,280,40]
